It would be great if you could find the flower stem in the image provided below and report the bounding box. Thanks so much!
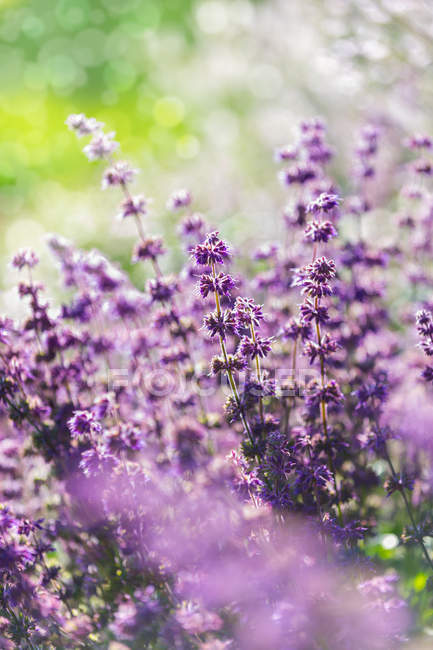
[249,321,265,426]
[314,296,343,525]
[383,443,433,573]
[283,336,297,435]
[211,263,256,450]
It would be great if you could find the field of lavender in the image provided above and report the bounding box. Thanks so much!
[3,1,433,649]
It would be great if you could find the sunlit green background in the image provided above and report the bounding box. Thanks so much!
[2,0,433,639]
[1,0,433,269]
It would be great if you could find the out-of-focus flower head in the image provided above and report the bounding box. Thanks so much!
[167,189,192,211]
[11,249,39,270]
[307,192,341,215]
[102,161,138,189]
[65,113,104,137]
[118,194,148,220]
[83,131,119,161]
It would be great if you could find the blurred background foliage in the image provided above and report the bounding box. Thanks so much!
[1,0,433,271]
[2,0,433,637]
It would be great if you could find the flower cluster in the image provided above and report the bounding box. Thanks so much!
[1,113,433,647]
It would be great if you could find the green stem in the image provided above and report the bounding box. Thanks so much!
[384,443,433,573]
[211,263,256,451]
[283,336,298,435]
[249,321,265,427]
[314,297,343,525]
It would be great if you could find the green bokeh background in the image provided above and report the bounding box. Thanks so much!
[2,0,432,270]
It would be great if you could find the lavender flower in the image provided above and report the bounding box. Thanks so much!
[119,194,148,219]
[304,220,338,243]
[11,249,39,270]
[166,189,192,211]
[233,296,264,328]
[307,192,341,214]
[67,410,101,437]
[210,353,248,375]
[239,335,273,359]
[102,161,138,188]
[65,113,104,136]
[281,317,312,340]
[83,131,119,160]
[274,144,298,161]
[193,231,230,266]
[198,272,236,298]
[404,134,433,150]
[132,236,165,262]
[203,309,237,339]
[279,162,317,185]
[303,333,340,364]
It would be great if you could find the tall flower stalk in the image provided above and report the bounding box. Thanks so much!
[192,232,256,450]
[295,192,343,523]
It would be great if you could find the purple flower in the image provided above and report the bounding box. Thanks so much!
[198,272,236,298]
[422,366,433,382]
[405,134,432,150]
[79,448,118,476]
[83,131,119,160]
[299,299,329,324]
[384,473,415,497]
[274,145,298,162]
[356,124,379,156]
[147,276,179,302]
[300,116,326,132]
[412,158,433,175]
[416,309,433,337]
[0,508,17,533]
[161,345,189,365]
[203,310,238,340]
[179,213,206,237]
[304,220,338,243]
[175,601,222,635]
[303,333,340,364]
[233,297,264,328]
[167,189,192,211]
[293,258,336,297]
[419,340,433,356]
[113,291,147,318]
[416,309,433,362]
[193,232,230,266]
[325,518,368,547]
[119,194,148,219]
[307,193,341,215]
[306,379,344,408]
[210,353,247,375]
[279,163,317,185]
[132,237,165,262]
[306,256,336,283]
[67,410,101,438]
[0,544,34,571]
[353,376,389,416]
[65,113,104,137]
[92,393,114,419]
[281,317,312,340]
[301,280,333,298]
[253,243,279,261]
[11,249,39,270]
[239,335,273,359]
[102,161,138,188]
[321,379,344,404]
